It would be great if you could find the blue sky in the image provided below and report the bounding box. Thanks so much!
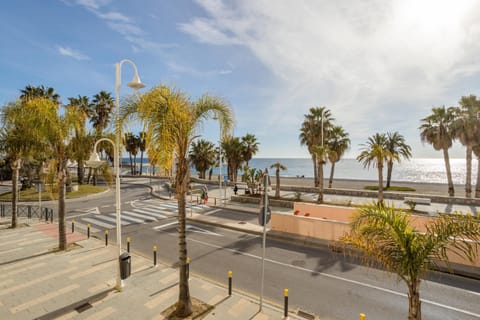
[1,0,480,159]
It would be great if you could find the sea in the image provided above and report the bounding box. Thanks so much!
[125,157,477,185]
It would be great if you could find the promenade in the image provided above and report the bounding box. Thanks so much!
[0,220,295,320]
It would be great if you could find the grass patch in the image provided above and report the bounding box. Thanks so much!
[0,184,107,201]
[364,185,416,192]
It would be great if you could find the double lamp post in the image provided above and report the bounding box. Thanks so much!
[87,59,145,291]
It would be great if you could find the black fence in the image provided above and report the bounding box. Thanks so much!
[0,203,54,221]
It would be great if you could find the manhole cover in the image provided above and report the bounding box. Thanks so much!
[144,219,155,223]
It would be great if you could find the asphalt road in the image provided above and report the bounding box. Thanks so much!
[59,182,480,320]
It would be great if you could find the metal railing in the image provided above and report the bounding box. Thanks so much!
[0,203,54,222]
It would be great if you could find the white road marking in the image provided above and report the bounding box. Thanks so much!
[153,221,178,230]
[82,218,114,229]
[179,235,480,318]
[203,209,222,216]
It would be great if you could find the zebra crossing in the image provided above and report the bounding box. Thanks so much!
[76,200,211,233]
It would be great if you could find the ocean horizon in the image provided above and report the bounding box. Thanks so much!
[125,157,477,185]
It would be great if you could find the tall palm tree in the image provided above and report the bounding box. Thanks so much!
[124,132,135,175]
[222,136,244,182]
[357,133,393,204]
[22,97,74,250]
[312,145,329,203]
[90,91,114,135]
[241,133,259,167]
[139,131,147,176]
[20,85,61,105]
[190,139,216,179]
[299,107,334,187]
[419,106,457,197]
[127,85,234,317]
[66,95,91,184]
[342,204,480,320]
[0,100,45,228]
[270,162,286,198]
[385,131,412,188]
[326,125,350,188]
[454,95,480,198]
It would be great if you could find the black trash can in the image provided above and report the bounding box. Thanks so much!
[119,252,131,280]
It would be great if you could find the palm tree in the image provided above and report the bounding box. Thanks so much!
[128,85,234,317]
[124,132,135,175]
[90,91,114,135]
[190,139,216,179]
[419,106,457,197]
[270,162,286,198]
[222,136,244,183]
[326,125,350,188]
[299,107,334,187]
[0,100,45,228]
[357,133,393,204]
[139,132,146,176]
[385,131,412,188]
[66,95,91,184]
[312,145,329,203]
[454,95,480,198]
[342,204,480,320]
[241,133,259,167]
[20,85,61,105]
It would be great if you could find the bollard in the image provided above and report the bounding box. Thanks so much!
[105,230,109,246]
[153,245,157,266]
[359,313,366,320]
[228,271,233,296]
[284,288,289,318]
[50,210,53,223]
[87,224,90,238]
[45,209,48,222]
[71,219,75,233]
[186,257,190,280]
[127,237,131,253]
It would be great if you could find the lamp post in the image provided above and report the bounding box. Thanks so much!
[114,59,144,290]
[88,60,144,291]
[213,115,225,206]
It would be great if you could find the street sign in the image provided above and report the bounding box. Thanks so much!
[258,206,271,226]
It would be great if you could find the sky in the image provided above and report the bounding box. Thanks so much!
[1,0,480,159]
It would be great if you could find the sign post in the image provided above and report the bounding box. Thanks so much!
[259,169,269,312]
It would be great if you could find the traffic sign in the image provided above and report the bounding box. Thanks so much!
[258,206,271,226]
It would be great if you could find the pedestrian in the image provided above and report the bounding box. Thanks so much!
[233,184,238,195]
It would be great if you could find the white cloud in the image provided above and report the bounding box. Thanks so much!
[57,46,90,61]
[167,61,233,77]
[181,0,480,157]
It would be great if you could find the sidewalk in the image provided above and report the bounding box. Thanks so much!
[0,221,295,320]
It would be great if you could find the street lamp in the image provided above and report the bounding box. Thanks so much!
[94,59,145,291]
[213,115,225,206]
[114,59,144,290]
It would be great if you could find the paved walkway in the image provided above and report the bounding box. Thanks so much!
[0,221,296,320]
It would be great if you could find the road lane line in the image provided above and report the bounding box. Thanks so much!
[181,235,480,318]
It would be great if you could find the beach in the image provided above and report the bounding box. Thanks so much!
[278,177,465,197]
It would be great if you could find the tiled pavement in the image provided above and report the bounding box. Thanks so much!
[0,220,295,319]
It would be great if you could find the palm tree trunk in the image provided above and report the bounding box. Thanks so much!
[58,162,67,251]
[443,148,455,197]
[312,155,318,187]
[466,146,472,197]
[275,169,280,198]
[175,157,192,317]
[139,151,144,176]
[386,160,393,189]
[11,159,21,228]
[328,162,336,188]
[317,160,324,203]
[408,281,422,320]
[129,153,133,175]
[475,156,480,198]
[208,168,212,180]
[378,163,384,204]
[133,154,137,175]
[77,158,85,184]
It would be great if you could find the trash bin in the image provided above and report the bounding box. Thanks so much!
[119,252,131,280]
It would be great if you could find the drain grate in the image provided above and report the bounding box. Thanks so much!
[75,302,93,313]
[297,309,316,320]
[238,221,246,224]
